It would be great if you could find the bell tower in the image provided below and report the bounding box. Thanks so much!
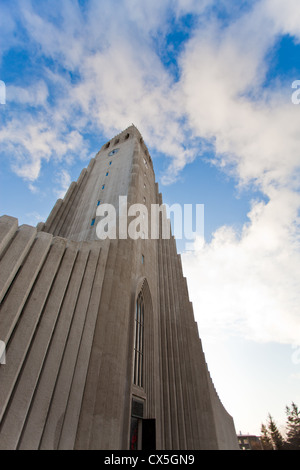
[0,125,239,450]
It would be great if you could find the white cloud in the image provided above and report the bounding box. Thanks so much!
[182,189,300,345]
[8,81,49,106]
[178,0,300,346]
[0,115,89,182]
[264,0,300,39]
[0,0,189,186]
[28,183,39,194]
[179,2,300,188]
[3,0,299,187]
[6,0,203,184]
[24,211,45,225]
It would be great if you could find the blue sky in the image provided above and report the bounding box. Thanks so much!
[1,0,300,437]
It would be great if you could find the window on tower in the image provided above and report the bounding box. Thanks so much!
[108,148,119,156]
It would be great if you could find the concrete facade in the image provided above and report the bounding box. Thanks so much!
[0,125,239,450]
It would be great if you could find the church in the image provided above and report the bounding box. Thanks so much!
[0,125,238,450]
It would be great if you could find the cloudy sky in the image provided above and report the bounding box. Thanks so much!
[1,0,300,436]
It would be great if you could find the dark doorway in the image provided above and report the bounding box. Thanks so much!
[130,398,156,450]
[142,419,156,450]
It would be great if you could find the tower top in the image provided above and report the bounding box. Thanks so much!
[101,124,142,148]
[100,124,153,170]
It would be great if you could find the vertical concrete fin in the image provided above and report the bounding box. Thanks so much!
[157,238,172,449]
[87,158,96,172]
[53,168,90,238]
[87,239,128,450]
[18,240,88,450]
[36,222,45,232]
[0,231,53,346]
[169,237,191,449]
[19,241,89,450]
[58,242,105,450]
[73,240,113,450]
[163,237,180,449]
[39,241,101,450]
[0,215,18,259]
[0,239,76,450]
[173,244,200,448]
[0,225,37,304]
[44,199,63,233]
[57,169,90,238]
[44,162,94,238]
[0,237,66,434]
[50,182,78,235]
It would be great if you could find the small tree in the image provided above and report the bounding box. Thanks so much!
[267,414,285,450]
[285,402,300,450]
[260,423,273,450]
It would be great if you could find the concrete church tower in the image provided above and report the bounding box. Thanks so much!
[0,125,238,450]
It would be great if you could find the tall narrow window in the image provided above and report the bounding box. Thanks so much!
[134,292,144,387]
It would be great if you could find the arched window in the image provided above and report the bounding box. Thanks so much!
[134,292,144,387]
